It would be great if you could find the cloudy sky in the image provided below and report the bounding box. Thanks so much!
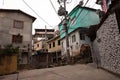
[0,0,101,34]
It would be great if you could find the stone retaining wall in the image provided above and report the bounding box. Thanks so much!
[94,13,120,74]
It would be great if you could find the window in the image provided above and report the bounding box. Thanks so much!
[37,44,39,47]
[53,42,55,47]
[70,17,76,26]
[0,57,3,65]
[115,9,120,33]
[12,35,23,43]
[14,20,24,29]
[72,35,76,43]
[58,40,60,45]
[49,44,51,48]
[80,33,85,40]
[42,43,45,48]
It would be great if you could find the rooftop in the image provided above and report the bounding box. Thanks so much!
[35,29,54,32]
[0,9,36,21]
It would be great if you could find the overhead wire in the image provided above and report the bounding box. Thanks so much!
[59,1,98,36]
[78,3,96,23]
[73,0,78,7]
[68,3,97,29]
[71,0,84,18]
[76,0,89,19]
[68,0,89,24]
[49,0,61,20]
[22,0,53,27]
[60,0,91,34]
[66,0,72,4]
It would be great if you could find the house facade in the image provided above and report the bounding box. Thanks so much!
[90,0,120,74]
[59,5,100,63]
[31,29,55,68]
[33,29,54,43]
[0,9,36,68]
[33,39,47,52]
[33,29,55,54]
[47,35,62,65]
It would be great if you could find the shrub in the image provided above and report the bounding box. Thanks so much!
[0,44,19,55]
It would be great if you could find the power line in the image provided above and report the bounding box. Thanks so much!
[49,0,61,20]
[68,3,96,29]
[76,0,89,19]
[60,3,98,39]
[67,0,89,29]
[78,3,96,23]
[22,0,52,27]
[74,0,78,7]
[60,0,92,34]
[66,0,72,4]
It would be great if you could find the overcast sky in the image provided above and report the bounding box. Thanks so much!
[0,0,101,34]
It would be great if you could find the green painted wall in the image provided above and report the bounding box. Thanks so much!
[59,6,100,39]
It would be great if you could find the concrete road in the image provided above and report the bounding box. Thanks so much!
[0,63,120,80]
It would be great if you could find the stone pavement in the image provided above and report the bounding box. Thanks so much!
[0,63,120,80]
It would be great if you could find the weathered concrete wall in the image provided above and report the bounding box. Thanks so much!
[31,54,51,69]
[94,13,120,74]
[0,11,33,48]
[61,29,91,57]
[92,40,101,67]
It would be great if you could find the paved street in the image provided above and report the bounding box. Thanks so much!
[0,63,120,80]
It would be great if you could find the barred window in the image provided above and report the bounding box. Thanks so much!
[58,40,60,45]
[80,33,85,40]
[49,44,51,48]
[72,34,76,43]
[14,20,24,29]
[70,17,76,26]
[12,35,23,43]
[37,44,39,47]
[53,42,55,47]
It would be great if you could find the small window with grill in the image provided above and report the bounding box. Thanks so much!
[80,33,85,40]
[53,42,55,47]
[72,34,76,43]
[49,44,51,48]
[58,40,60,45]
[14,20,24,29]
[12,35,23,43]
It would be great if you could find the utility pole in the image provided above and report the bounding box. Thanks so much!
[58,0,70,64]
[45,25,49,67]
[45,25,47,52]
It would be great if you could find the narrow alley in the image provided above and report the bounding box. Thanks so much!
[0,63,120,80]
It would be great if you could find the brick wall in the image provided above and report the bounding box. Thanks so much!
[94,13,120,74]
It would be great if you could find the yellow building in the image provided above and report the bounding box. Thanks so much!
[33,39,47,52]
[47,35,62,66]
[47,35,61,52]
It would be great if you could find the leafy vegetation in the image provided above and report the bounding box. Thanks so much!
[0,44,19,55]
